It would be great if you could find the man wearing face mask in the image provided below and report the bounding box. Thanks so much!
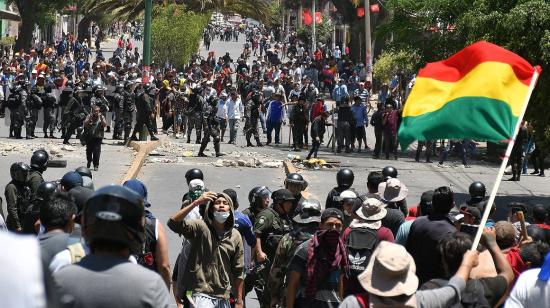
[168,191,245,308]
[286,208,348,308]
[253,189,295,307]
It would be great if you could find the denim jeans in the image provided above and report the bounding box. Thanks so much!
[228,118,239,143]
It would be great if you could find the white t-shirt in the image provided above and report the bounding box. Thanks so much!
[505,268,550,307]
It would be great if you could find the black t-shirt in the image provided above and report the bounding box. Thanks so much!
[479,276,508,307]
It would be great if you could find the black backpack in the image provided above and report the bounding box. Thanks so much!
[345,227,379,277]
[421,278,490,308]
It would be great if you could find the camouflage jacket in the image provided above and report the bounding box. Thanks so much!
[267,228,314,306]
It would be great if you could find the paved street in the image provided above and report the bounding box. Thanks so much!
[136,35,550,307]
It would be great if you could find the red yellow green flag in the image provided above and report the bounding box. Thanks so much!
[398,41,541,149]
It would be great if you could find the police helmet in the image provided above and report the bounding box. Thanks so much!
[75,166,93,179]
[10,162,30,183]
[248,186,271,207]
[293,198,322,224]
[36,181,58,202]
[83,185,145,254]
[469,181,486,200]
[382,166,398,179]
[207,95,217,106]
[30,149,49,171]
[185,168,204,184]
[336,168,354,189]
[284,173,308,190]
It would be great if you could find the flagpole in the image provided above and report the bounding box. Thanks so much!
[471,68,541,250]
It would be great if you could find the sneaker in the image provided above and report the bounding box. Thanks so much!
[539,173,546,177]
[531,171,540,175]
[197,153,208,157]
[150,136,159,141]
[93,166,99,171]
[463,164,472,168]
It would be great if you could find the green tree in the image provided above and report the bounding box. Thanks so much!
[381,0,550,152]
[151,4,210,68]
[10,0,66,50]
[372,49,421,83]
[296,14,332,47]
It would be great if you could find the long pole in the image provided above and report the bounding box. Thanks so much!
[143,0,152,66]
[311,0,316,55]
[471,68,541,249]
[365,0,372,81]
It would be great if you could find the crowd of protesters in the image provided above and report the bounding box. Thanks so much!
[2,146,550,308]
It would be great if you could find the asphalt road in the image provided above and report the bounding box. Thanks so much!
[136,35,550,307]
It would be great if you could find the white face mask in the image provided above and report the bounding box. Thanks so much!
[213,211,230,223]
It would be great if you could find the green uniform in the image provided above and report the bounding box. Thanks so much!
[4,181,32,231]
[268,227,315,307]
[27,169,44,197]
[253,207,292,307]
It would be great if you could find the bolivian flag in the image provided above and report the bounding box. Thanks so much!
[398,41,541,149]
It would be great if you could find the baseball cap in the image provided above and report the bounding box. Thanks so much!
[321,208,344,223]
[123,179,151,208]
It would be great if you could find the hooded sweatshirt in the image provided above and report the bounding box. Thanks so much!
[167,193,244,299]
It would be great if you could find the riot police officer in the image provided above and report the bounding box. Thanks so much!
[59,86,74,139]
[122,81,136,143]
[41,84,58,138]
[111,83,125,140]
[22,181,58,234]
[27,86,43,139]
[7,84,28,139]
[197,96,222,157]
[242,186,272,224]
[325,168,355,210]
[466,181,486,207]
[382,165,398,179]
[284,173,308,215]
[290,95,309,151]
[5,162,32,232]
[244,90,263,147]
[130,84,159,141]
[253,188,294,307]
[28,149,48,196]
[90,85,109,114]
[62,87,88,145]
[185,85,205,144]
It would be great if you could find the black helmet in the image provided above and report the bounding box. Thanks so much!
[248,186,271,207]
[83,185,145,254]
[10,162,30,183]
[30,149,49,171]
[75,166,93,179]
[336,168,354,189]
[469,181,486,200]
[382,166,398,179]
[284,173,308,189]
[207,95,217,106]
[271,189,295,204]
[36,181,58,202]
[185,168,204,184]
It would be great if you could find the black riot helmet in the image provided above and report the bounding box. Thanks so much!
[336,168,354,189]
[83,185,145,254]
[285,173,308,196]
[185,168,204,184]
[207,95,217,106]
[30,149,49,172]
[382,166,398,179]
[10,162,31,183]
[248,186,272,208]
[36,181,58,202]
[469,181,486,200]
[75,166,93,179]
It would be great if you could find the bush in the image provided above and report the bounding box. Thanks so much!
[372,49,421,84]
[151,4,210,68]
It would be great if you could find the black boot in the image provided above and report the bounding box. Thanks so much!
[150,133,159,141]
[255,137,263,147]
[186,134,191,143]
[197,142,208,157]
[214,143,223,157]
[246,137,254,147]
[196,132,202,144]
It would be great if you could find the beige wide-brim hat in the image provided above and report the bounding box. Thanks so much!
[355,198,387,221]
[378,178,409,202]
[358,241,419,297]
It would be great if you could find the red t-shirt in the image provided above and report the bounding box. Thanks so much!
[537,223,550,230]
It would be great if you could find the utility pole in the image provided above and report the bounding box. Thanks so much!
[311,0,316,55]
[365,0,372,81]
[143,0,152,66]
